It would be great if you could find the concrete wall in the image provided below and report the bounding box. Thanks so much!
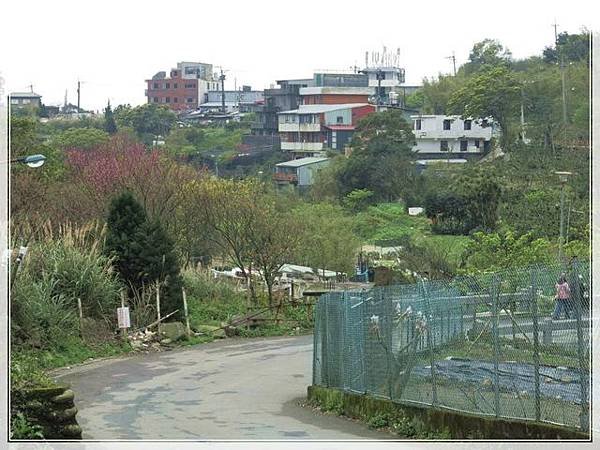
[413,138,484,154]
[307,385,589,440]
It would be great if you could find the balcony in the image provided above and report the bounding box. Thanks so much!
[414,128,493,140]
[279,123,321,133]
[280,142,324,151]
[273,172,298,183]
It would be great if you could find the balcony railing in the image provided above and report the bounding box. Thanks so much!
[273,172,298,182]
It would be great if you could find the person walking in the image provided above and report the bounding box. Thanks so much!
[552,273,571,320]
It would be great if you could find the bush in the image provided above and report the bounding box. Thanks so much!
[183,269,247,326]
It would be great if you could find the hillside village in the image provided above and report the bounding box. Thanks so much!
[6,26,591,442]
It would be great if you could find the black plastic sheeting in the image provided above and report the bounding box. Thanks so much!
[411,358,584,404]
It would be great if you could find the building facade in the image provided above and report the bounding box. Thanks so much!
[278,103,375,158]
[411,115,493,158]
[9,92,42,110]
[299,86,372,105]
[273,156,330,189]
[145,61,218,111]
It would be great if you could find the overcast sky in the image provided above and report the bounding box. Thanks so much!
[0,0,595,111]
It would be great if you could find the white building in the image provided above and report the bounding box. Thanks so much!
[411,115,493,157]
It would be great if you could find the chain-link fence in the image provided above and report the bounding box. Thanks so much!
[313,262,591,431]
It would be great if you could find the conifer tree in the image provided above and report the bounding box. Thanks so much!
[104,101,118,135]
[105,192,182,317]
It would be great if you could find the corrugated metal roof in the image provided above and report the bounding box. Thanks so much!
[10,92,41,98]
[278,103,369,115]
[276,156,329,168]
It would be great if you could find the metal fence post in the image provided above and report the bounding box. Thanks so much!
[322,296,329,387]
[492,274,501,418]
[422,279,438,406]
[530,267,541,422]
[572,261,589,431]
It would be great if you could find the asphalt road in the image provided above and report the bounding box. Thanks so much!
[54,335,389,440]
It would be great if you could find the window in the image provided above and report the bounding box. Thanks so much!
[174,83,178,89]
[165,97,170,103]
[153,82,159,89]
[443,119,451,130]
[165,83,170,89]
[153,97,159,103]
[460,140,468,152]
[10,98,18,104]
[336,116,344,124]
[174,97,178,103]
[440,140,449,151]
[473,139,480,148]
[415,119,422,130]
[187,97,194,103]
[464,120,472,130]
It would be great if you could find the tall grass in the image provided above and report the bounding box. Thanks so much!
[11,221,122,349]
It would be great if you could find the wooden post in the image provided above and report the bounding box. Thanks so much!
[530,268,541,422]
[492,274,501,418]
[120,290,127,340]
[182,287,191,338]
[77,298,84,340]
[156,280,162,335]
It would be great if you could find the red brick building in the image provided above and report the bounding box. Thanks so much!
[145,61,218,112]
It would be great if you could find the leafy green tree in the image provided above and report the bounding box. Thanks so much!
[343,189,374,211]
[543,30,590,65]
[461,230,554,273]
[53,127,109,150]
[462,39,512,75]
[104,101,118,134]
[105,192,183,317]
[448,66,521,150]
[338,109,417,202]
[291,203,360,277]
[420,75,464,114]
[114,104,177,145]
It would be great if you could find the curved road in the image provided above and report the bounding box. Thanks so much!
[54,335,388,440]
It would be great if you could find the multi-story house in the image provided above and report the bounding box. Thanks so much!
[9,92,42,111]
[278,103,375,158]
[145,61,218,111]
[411,115,493,158]
[273,156,330,190]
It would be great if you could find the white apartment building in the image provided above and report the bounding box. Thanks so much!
[411,115,493,156]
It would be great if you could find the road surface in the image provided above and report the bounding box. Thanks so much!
[54,335,389,440]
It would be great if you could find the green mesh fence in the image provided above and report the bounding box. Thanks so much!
[313,262,591,431]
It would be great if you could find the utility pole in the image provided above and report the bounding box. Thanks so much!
[446,52,457,76]
[77,80,81,112]
[552,19,559,46]
[560,55,568,125]
[376,69,384,111]
[556,171,572,264]
[219,69,226,114]
[28,84,34,93]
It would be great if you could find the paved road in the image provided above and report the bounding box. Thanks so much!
[54,335,389,440]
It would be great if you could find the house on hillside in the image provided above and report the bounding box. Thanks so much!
[273,156,329,190]
[411,115,493,160]
[278,103,375,158]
